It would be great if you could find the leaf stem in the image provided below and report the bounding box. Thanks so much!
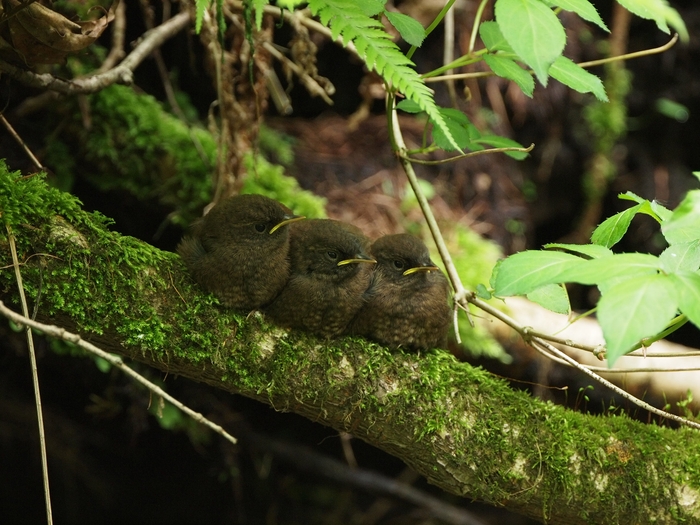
[406,0,457,61]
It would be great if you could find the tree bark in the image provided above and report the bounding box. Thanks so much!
[1,168,699,524]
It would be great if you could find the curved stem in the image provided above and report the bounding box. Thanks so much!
[468,0,490,56]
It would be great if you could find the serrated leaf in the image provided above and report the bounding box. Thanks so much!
[549,56,608,102]
[439,107,470,125]
[671,272,700,330]
[495,0,566,86]
[527,283,571,314]
[475,283,493,299]
[659,241,700,274]
[195,0,209,33]
[277,0,307,7]
[357,0,386,16]
[432,108,482,151]
[396,99,422,113]
[479,21,515,52]
[252,0,266,29]
[651,200,673,222]
[544,243,613,258]
[493,250,583,296]
[661,190,700,245]
[432,113,472,151]
[474,134,529,159]
[483,54,535,97]
[591,204,642,247]
[307,0,461,151]
[598,274,678,366]
[619,191,646,204]
[618,192,668,223]
[557,253,661,286]
[385,10,426,47]
[542,0,608,31]
[616,0,688,41]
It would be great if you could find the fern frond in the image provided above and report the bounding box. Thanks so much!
[307,0,458,151]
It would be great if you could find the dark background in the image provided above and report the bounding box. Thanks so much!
[1,1,699,523]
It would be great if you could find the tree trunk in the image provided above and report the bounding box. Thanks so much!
[1,166,698,524]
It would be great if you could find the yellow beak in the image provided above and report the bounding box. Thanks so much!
[337,257,377,267]
[403,265,439,276]
[269,215,305,234]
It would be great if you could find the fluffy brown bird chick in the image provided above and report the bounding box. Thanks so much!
[348,234,452,350]
[263,219,376,337]
[177,194,303,311]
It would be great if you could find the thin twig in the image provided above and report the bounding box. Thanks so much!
[0,11,191,94]
[7,227,53,524]
[470,295,700,429]
[401,144,534,165]
[0,114,45,170]
[261,41,334,105]
[389,97,700,431]
[578,34,678,69]
[0,300,239,446]
[97,0,127,73]
[442,4,457,107]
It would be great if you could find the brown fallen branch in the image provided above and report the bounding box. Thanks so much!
[2,171,700,524]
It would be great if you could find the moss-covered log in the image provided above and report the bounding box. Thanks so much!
[1,165,699,525]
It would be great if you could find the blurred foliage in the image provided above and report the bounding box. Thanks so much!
[44,85,216,226]
[43,84,324,226]
[243,153,327,219]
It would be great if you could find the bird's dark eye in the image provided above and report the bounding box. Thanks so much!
[393,260,405,270]
[327,251,338,260]
[254,223,267,233]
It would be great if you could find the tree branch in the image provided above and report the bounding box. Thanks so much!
[0,11,190,94]
[1,170,699,524]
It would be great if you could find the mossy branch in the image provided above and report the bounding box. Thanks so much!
[1,167,700,524]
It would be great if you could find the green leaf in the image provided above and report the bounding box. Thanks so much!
[493,250,583,296]
[384,10,426,47]
[194,0,209,33]
[651,200,673,222]
[527,283,571,314]
[252,0,267,29]
[495,0,566,86]
[549,56,608,102]
[473,134,529,159]
[483,54,535,97]
[308,0,461,151]
[432,113,473,151]
[277,0,307,7]
[542,0,609,31]
[618,191,647,204]
[543,243,613,258]
[655,98,690,123]
[671,272,700,330]
[479,21,515,53]
[432,108,482,151]
[557,253,661,287]
[618,193,670,223]
[616,0,688,41]
[591,204,641,247]
[598,274,678,366]
[475,283,493,300]
[659,240,700,274]
[396,99,422,113]
[357,0,386,16]
[661,190,700,245]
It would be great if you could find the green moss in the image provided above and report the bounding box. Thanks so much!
[4,163,700,523]
[242,153,327,218]
[44,85,216,226]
